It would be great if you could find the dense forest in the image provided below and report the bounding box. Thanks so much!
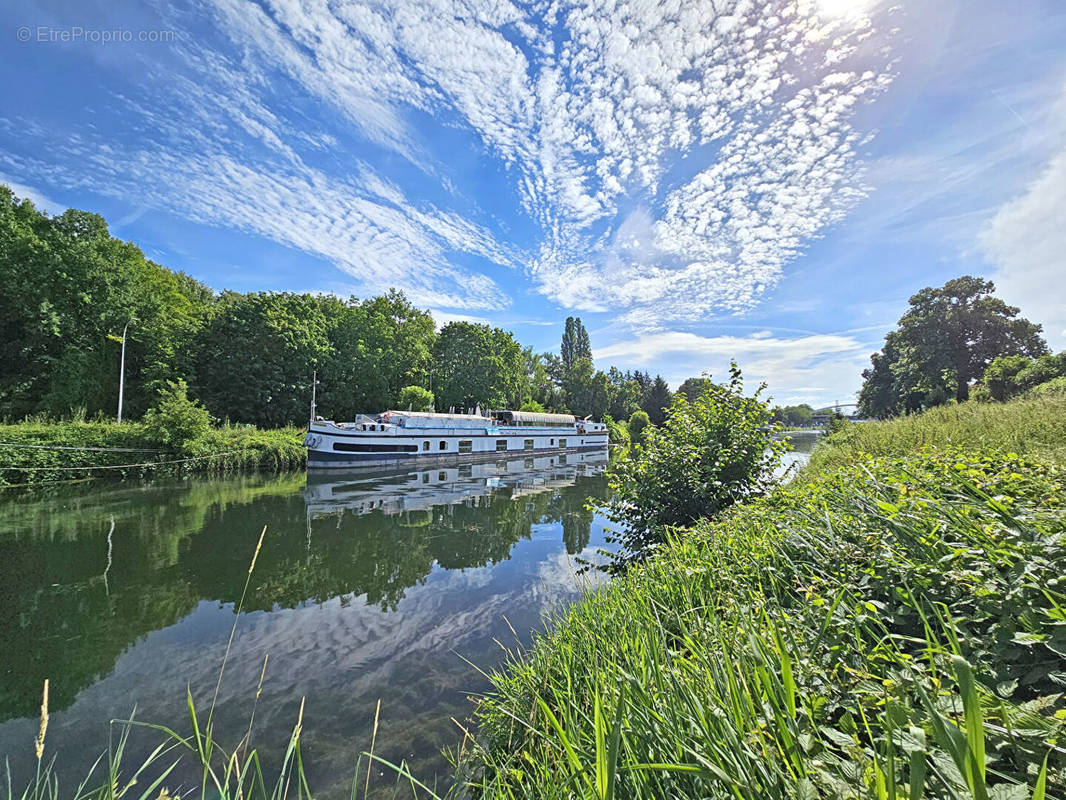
[0,186,679,428]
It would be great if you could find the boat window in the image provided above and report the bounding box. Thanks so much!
[559,438,567,448]
[439,441,448,450]
[459,464,472,477]
[422,472,429,483]
[458,440,473,454]
[524,439,534,450]
[496,439,508,452]
[550,438,554,446]
[332,442,418,453]
[423,441,430,451]
[438,471,447,481]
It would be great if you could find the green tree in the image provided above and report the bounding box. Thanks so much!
[602,363,785,571]
[642,375,673,425]
[192,292,330,427]
[519,399,546,412]
[560,316,592,371]
[142,378,212,449]
[432,322,524,410]
[563,357,610,419]
[397,385,434,411]
[627,409,650,447]
[771,403,814,427]
[318,291,435,417]
[677,377,714,403]
[606,367,642,421]
[602,413,630,447]
[858,276,1047,417]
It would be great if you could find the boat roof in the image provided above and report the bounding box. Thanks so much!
[384,411,490,420]
[493,410,577,425]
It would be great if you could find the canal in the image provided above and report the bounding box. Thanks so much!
[0,436,819,796]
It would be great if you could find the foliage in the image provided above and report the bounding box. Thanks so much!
[626,409,650,447]
[462,446,1066,799]
[192,292,330,428]
[560,316,592,371]
[432,322,525,411]
[562,357,610,419]
[519,399,545,412]
[1027,375,1066,399]
[0,187,213,419]
[859,276,1047,417]
[822,410,849,435]
[641,376,673,425]
[397,385,434,412]
[602,413,629,447]
[808,394,1066,474]
[601,365,784,569]
[676,377,713,402]
[981,352,1066,402]
[318,290,436,418]
[771,403,813,427]
[141,379,212,449]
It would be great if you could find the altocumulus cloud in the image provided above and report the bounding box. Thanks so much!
[1,0,896,318]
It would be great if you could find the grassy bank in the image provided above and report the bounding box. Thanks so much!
[0,419,306,486]
[461,400,1066,798]
[808,395,1066,473]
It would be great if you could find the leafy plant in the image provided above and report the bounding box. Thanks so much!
[601,363,785,570]
[397,384,434,411]
[142,379,212,449]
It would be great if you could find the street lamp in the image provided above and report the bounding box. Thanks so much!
[117,317,136,423]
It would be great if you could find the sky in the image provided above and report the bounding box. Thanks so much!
[2,0,1064,408]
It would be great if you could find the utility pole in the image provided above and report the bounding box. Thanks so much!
[117,317,135,423]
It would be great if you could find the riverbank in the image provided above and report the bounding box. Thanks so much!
[0,419,306,487]
[462,396,1066,797]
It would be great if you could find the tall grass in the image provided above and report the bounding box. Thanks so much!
[807,395,1066,473]
[458,447,1066,798]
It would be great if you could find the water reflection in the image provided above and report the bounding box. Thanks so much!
[0,450,609,796]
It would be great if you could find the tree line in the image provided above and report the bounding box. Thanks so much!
[0,186,684,428]
[858,276,1063,418]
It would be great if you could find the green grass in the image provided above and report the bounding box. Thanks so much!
[455,397,1066,798]
[0,420,306,486]
[807,395,1066,473]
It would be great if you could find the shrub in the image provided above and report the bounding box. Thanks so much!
[396,385,434,411]
[626,409,650,447]
[602,364,785,570]
[1027,375,1066,398]
[602,413,629,446]
[519,399,545,412]
[142,379,212,449]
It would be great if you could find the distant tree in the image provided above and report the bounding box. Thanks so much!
[192,292,330,427]
[771,403,814,427]
[519,399,546,412]
[627,409,650,447]
[858,276,1047,417]
[642,375,673,425]
[563,357,610,419]
[432,322,524,410]
[981,352,1066,401]
[606,367,642,421]
[677,377,714,403]
[397,385,434,411]
[561,316,592,371]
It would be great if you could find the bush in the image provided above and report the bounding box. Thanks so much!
[141,379,212,449]
[602,364,785,570]
[396,384,434,411]
[519,399,545,412]
[1027,375,1066,398]
[626,409,650,447]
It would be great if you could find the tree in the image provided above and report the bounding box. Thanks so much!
[397,385,434,411]
[606,367,642,421]
[432,322,525,410]
[142,379,212,449]
[627,409,650,447]
[601,364,785,571]
[642,375,673,425]
[192,292,330,427]
[858,276,1047,417]
[981,352,1066,401]
[519,399,546,412]
[560,316,592,371]
[562,357,610,419]
[771,403,814,427]
[677,377,714,403]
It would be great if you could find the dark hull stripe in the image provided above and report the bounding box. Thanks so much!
[308,443,608,470]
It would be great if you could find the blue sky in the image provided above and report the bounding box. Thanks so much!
[2,0,1064,408]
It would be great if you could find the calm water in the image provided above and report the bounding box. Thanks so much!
[0,436,819,797]
[0,451,612,797]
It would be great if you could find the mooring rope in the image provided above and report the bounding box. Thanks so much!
[0,441,169,453]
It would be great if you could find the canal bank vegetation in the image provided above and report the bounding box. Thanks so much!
[457,392,1066,798]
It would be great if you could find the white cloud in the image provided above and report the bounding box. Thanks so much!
[0,174,65,216]
[427,309,493,329]
[594,330,872,407]
[982,144,1066,350]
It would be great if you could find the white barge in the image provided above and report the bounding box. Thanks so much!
[305,409,608,471]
